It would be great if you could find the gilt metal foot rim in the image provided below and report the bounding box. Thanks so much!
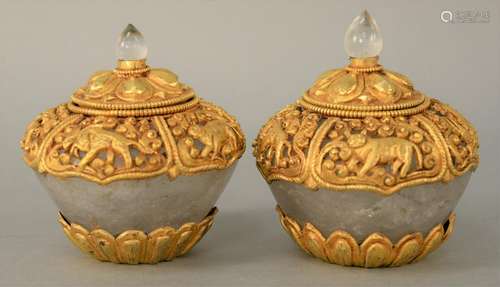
[276,205,455,268]
[58,207,218,264]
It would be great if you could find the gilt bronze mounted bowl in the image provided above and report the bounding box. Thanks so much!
[20,25,245,264]
[253,12,479,268]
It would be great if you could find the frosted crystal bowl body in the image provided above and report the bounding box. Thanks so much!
[38,166,235,235]
[271,172,470,242]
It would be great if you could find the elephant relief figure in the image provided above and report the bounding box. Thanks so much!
[63,126,154,170]
[347,134,423,178]
[258,119,291,166]
[187,120,238,160]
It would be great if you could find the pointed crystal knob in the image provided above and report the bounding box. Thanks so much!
[344,10,383,58]
[116,24,148,60]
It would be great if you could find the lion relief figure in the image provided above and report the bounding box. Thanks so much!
[186,119,239,160]
[346,134,423,178]
[62,126,155,170]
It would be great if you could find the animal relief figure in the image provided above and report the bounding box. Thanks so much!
[347,134,423,178]
[63,126,154,170]
[187,120,238,160]
[257,119,291,167]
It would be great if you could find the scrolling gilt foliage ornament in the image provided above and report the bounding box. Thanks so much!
[277,206,455,268]
[20,60,245,184]
[59,207,217,264]
[253,58,479,195]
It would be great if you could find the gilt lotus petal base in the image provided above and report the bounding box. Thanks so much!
[276,206,455,268]
[58,207,217,264]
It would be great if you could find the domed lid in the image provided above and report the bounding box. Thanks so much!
[69,24,199,117]
[298,11,429,118]
[20,25,246,185]
[253,11,479,194]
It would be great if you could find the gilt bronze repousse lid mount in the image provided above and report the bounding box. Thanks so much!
[20,24,245,264]
[253,11,479,267]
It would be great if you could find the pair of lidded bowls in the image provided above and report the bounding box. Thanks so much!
[20,12,479,267]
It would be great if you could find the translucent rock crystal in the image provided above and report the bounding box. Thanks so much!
[344,10,383,58]
[116,24,148,60]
